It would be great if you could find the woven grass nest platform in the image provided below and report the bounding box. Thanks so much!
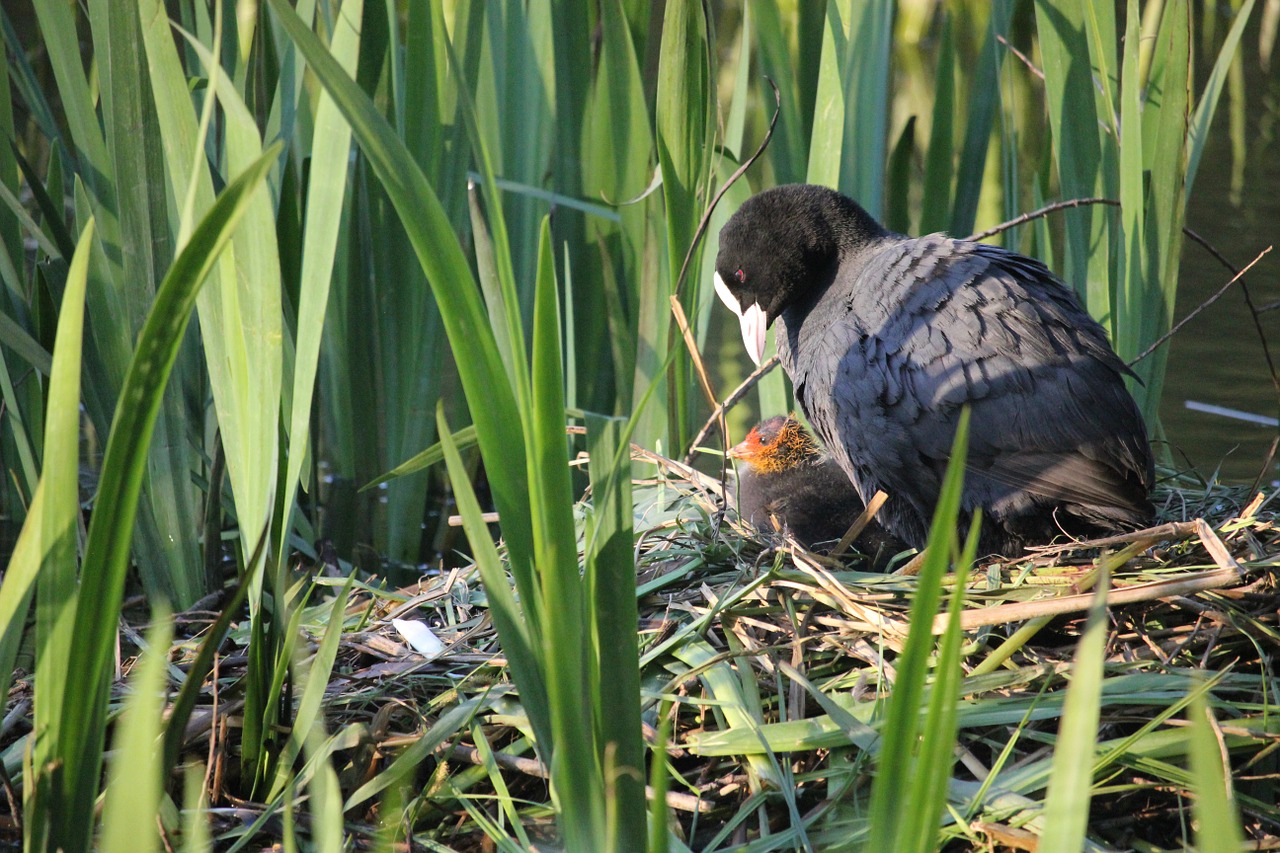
[105,446,1280,851]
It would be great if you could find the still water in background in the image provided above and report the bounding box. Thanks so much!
[1159,16,1280,485]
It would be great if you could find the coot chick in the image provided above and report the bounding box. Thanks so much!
[713,184,1154,554]
[730,415,902,561]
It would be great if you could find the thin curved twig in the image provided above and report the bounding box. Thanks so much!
[683,355,780,466]
[964,197,1118,242]
[1127,245,1273,368]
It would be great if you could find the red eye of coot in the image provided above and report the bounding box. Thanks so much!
[735,268,746,283]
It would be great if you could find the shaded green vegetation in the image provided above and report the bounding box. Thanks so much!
[0,0,1275,850]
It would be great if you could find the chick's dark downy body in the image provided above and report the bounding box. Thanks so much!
[731,415,900,559]
[714,185,1155,554]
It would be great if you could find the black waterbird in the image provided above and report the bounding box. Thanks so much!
[714,184,1155,554]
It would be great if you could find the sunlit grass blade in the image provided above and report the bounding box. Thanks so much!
[865,407,971,851]
[528,215,607,845]
[344,690,486,810]
[280,0,362,559]
[655,0,712,450]
[301,677,348,853]
[1188,690,1247,852]
[674,639,782,790]
[806,0,849,188]
[100,611,172,853]
[0,479,42,711]
[900,516,979,852]
[50,147,279,851]
[180,33,284,584]
[1115,0,1146,375]
[27,218,94,850]
[361,424,479,489]
[1040,569,1111,846]
[1034,0,1111,315]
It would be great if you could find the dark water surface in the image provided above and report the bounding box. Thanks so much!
[1159,23,1280,484]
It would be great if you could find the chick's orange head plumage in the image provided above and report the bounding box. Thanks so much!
[729,415,820,474]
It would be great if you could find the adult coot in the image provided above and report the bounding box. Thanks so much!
[730,415,902,561]
[713,184,1155,554]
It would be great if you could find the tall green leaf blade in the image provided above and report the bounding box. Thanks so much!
[584,412,646,852]
[1115,0,1146,372]
[838,1,892,216]
[182,35,284,575]
[529,216,605,844]
[0,480,42,721]
[919,12,955,235]
[581,0,651,413]
[36,0,132,418]
[655,0,709,283]
[51,148,278,852]
[29,219,95,851]
[280,0,362,555]
[1040,571,1112,846]
[1034,0,1112,318]
[446,33,533,417]
[430,404,551,776]
[808,0,849,188]
[488,0,556,324]
[752,0,806,184]
[1188,691,1247,852]
[950,0,1012,236]
[31,0,113,203]
[724,2,751,161]
[901,517,979,853]
[268,576,355,799]
[0,18,21,271]
[1136,0,1191,424]
[865,407,970,851]
[655,0,712,449]
[90,0,205,604]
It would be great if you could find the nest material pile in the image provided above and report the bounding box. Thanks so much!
[45,447,1280,851]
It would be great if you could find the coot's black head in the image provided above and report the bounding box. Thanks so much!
[714,184,886,364]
